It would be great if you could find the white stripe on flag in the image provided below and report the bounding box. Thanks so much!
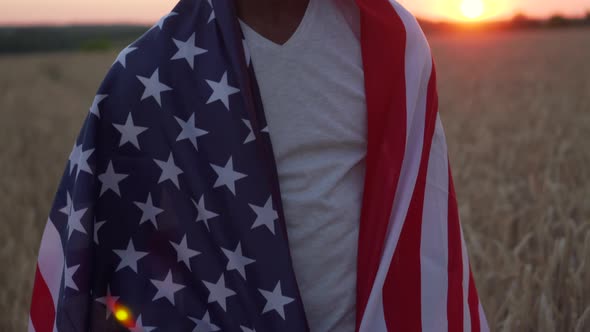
[28,316,36,332]
[358,2,433,330]
[37,218,65,309]
[420,114,449,332]
[479,302,490,332]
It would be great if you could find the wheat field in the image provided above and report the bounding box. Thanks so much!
[1,27,589,331]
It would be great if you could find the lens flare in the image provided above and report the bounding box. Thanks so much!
[115,308,129,321]
[113,304,134,328]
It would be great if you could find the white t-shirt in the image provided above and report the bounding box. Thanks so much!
[240,0,365,330]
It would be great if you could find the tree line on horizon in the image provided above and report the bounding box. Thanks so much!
[0,12,589,54]
[419,11,590,33]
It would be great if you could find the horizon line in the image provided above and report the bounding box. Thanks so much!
[1,11,588,28]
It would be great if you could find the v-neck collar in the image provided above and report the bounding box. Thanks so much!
[239,0,317,51]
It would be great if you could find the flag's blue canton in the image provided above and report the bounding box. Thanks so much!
[48,0,309,331]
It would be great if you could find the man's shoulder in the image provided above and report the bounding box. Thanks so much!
[387,1,429,45]
[385,1,432,62]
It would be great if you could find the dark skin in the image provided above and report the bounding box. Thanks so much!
[234,0,310,45]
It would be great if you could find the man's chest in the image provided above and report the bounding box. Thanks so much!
[242,0,366,161]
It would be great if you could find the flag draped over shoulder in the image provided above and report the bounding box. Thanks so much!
[354,1,489,331]
[30,0,308,331]
[29,0,488,331]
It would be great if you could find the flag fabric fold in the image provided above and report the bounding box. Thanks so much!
[355,1,489,331]
[29,0,488,331]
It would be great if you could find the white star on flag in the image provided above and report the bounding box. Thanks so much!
[193,195,219,231]
[113,113,148,149]
[90,94,108,117]
[241,326,256,332]
[113,239,149,273]
[68,144,81,175]
[59,191,72,216]
[114,45,138,68]
[155,12,178,30]
[171,33,208,69]
[154,153,184,189]
[221,242,255,279]
[170,235,201,271]
[207,0,216,23]
[259,281,294,320]
[134,193,164,228]
[137,68,173,107]
[175,113,208,151]
[94,220,107,244]
[64,263,80,291]
[188,311,220,332]
[150,270,185,305]
[205,71,240,111]
[211,157,247,195]
[129,315,156,332]
[242,119,255,144]
[249,197,279,234]
[203,274,236,312]
[67,205,88,239]
[98,161,129,197]
[96,285,120,319]
[75,147,95,179]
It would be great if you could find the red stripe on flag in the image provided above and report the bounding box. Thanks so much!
[382,64,438,331]
[447,168,464,332]
[30,264,56,332]
[355,0,408,328]
[468,268,481,332]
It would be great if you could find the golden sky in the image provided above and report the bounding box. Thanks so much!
[0,0,588,25]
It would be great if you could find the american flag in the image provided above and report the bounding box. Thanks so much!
[29,0,489,331]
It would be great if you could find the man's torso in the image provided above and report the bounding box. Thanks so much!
[240,0,366,330]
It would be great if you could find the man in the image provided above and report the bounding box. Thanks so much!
[29,0,488,331]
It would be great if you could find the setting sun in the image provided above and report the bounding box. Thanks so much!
[460,0,485,20]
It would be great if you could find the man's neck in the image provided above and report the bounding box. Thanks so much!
[235,0,310,45]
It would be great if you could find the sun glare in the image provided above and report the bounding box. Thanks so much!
[460,0,485,20]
